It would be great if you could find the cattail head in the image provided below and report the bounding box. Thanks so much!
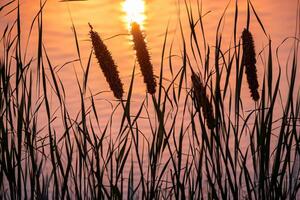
[191,73,216,130]
[130,22,156,94]
[191,73,205,110]
[0,59,3,69]
[242,28,260,101]
[0,59,4,75]
[89,24,124,99]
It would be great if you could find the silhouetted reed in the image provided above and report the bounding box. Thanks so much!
[191,73,216,129]
[89,24,123,99]
[130,22,156,94]
[0,59,3,70]
[242,28,260,101]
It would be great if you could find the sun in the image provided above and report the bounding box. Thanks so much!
[122,0,146,29]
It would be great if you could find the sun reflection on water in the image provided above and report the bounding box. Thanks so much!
[122,0,146,29]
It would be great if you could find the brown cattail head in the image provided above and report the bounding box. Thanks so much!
[242,28,260,101]
[89,24,124,99]
[191,73,216,130]
[0,59,3,69]
[130,22,156,94]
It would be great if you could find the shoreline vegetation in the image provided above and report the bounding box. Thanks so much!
[0,0,300,199]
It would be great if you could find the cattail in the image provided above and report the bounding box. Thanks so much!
[191,73,216,130]
[242,28,260,101]
[130,22,156,94]
[89,24,123,99]
[0,59,3,70]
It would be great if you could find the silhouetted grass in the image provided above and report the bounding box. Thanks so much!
[0,0,299,199]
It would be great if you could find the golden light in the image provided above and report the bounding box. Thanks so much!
[122,0,146,29]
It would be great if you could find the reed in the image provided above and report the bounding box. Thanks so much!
[130,22,156,94]
[89,24,124,99]
[191,73,216,129]
[242,28,260,101]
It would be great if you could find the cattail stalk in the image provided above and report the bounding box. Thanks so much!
[130,22,156,94]
[242,28,260,101]
[191,73,216,129]
[89,24,123,99]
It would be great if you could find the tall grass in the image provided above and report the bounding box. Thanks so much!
[0,0,299,199]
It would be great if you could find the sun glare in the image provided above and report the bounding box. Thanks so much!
[122,0,146,29]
